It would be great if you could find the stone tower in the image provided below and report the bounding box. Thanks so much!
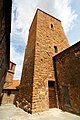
[16,9,69,113]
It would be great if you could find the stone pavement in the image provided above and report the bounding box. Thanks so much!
[0,104,80,120]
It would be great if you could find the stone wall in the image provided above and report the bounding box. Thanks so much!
[0,0,12,95]
[53,41,80,115]
[16,9,70,113]
[15,11,37,113]
[32,9,69,113]
[0,1,6,92]
[1,61,20,105]
[1,90,18,105]
[4,62,16,88]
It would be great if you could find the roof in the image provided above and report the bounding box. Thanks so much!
[4,80,20,90]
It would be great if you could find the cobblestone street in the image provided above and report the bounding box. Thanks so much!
[0,104,80,120]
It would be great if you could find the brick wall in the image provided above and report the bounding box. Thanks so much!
[15,9,69,113]
[53,41,80,115]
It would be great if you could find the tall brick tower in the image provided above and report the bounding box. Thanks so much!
[16,9,69,113]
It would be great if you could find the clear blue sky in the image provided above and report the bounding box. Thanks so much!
[10,0,80,80]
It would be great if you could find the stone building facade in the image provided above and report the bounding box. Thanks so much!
[0,61,20,105]
[2,80,20,105]
[53,41,80,115]
[0,0,12,95]
[4,61,16,88]
[15,9,70,113]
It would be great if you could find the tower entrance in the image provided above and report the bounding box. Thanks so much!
[48,81,57,108]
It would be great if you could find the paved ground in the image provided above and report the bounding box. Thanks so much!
[0,104,80,120]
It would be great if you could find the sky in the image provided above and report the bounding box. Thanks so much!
[10,0,80,80]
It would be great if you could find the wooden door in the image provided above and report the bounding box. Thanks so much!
[48,81,57,108]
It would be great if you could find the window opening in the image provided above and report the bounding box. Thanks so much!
[54,46,58,53]
[51,24,53,28]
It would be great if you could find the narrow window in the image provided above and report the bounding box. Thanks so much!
[51,24,53,28]
[50,23,54,30]
[62,86,71,105]
[54,46,58,53]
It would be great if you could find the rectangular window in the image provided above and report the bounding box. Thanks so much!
[54,46,58,53]
[62,86,71,105]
